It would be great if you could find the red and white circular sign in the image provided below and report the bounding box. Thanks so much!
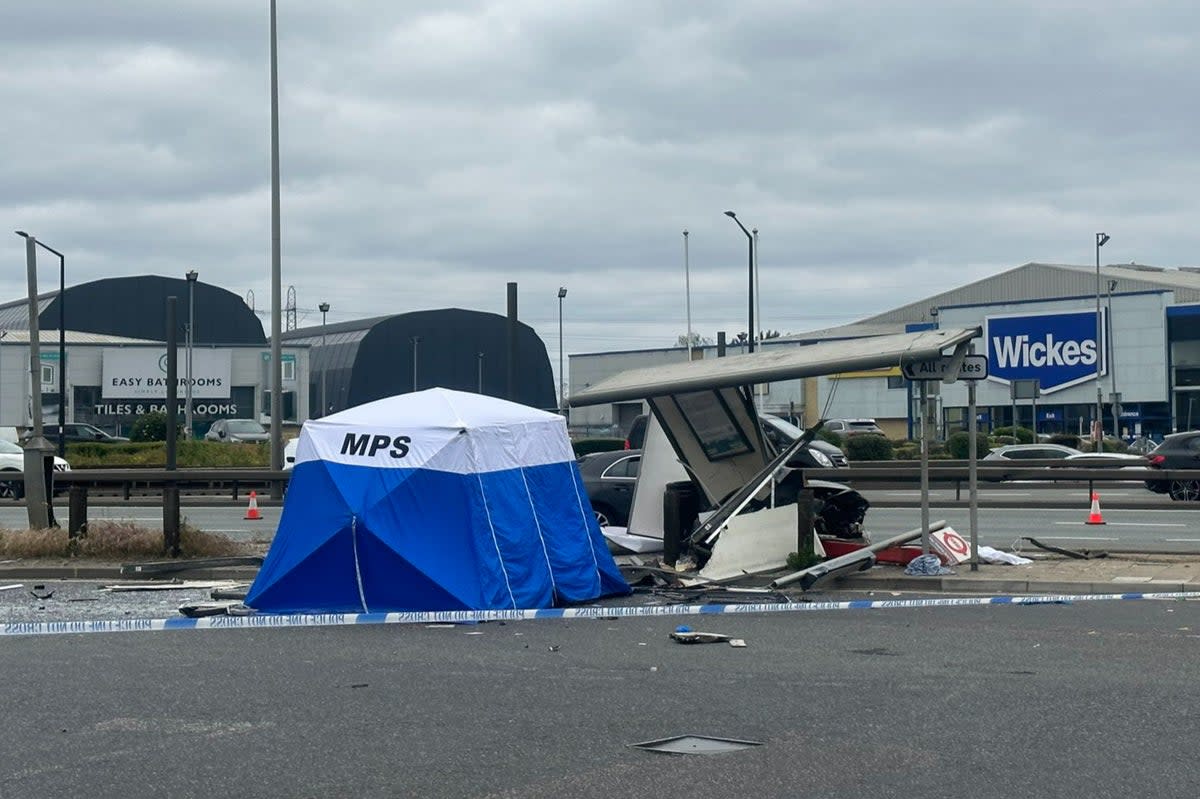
[940,530,969,556]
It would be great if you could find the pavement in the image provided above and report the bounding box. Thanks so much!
[830,551,1200,595]
[3,549,1197,597]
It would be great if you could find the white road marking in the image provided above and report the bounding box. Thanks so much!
[1031,535,1119,541]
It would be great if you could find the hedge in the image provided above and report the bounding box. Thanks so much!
[844,433,893,461]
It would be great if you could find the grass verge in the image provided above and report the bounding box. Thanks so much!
[0,520,253,561]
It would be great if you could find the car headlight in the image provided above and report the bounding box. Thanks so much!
[808,448,833,468]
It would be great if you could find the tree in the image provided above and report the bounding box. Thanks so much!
[675,332,714,348]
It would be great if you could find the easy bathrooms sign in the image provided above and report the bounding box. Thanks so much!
[101,348,232,399]
[985,310,1104,393]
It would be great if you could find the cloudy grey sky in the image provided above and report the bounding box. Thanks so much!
[5,1,1199,383]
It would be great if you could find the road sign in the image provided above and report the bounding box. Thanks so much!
[931,527,971,565]
[901,354,988,381]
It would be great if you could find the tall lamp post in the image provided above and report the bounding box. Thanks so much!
[185,270,198,439]
[1095,232,1110,452]
[318,301,330,416]
[723,211,755,353]
[1107,279,1119,439]
[15,231,65,458]
[683,230,692,360]
[557,287,568,413]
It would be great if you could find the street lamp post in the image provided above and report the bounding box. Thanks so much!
[15,231,65,458]
[1095,232,1110,452]
[1107,279,1119,439]
[318,301,329,416]
[411,336,420,391]
[723,211,755,353]
[185,270,198,439]
[682,230,692,360]
[558,287,568,414]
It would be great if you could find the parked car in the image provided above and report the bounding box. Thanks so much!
[760,414,848,468]
[984,443,1083,460]
[1145,431,1200,500]
[823,418,885,437]
[205,419,270,443]
[43,423,130,444]
[578,449,641,527]
[0,439,71,499]
[283,437,299,470]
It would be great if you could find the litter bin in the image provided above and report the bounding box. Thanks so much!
[662,480,701,566]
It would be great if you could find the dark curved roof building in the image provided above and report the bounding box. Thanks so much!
[0,275,265,345]
[282,308,555,415]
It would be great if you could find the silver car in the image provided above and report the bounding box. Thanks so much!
[205,419,270,443]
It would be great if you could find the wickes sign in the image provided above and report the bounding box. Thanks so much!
[985,310,1104,393]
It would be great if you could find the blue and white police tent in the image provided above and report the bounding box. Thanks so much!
[245,388,629,614]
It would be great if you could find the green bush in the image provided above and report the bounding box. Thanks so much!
[572,438,625,456]
[129,411,183,442]
[1048,433,1081,448]
[946,431,991,459]
[893,443,919,460]
[992,426,1034,444]
[844,433,893,461]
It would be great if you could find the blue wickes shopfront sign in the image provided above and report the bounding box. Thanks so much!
[986,310,1103,393]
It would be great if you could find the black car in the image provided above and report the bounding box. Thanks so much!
[43,423,130,444]
[624,412,848,468]
[1146,431,1200,500]
[578,449,641,527]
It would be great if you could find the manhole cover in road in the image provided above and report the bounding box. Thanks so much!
[628,734,763,755]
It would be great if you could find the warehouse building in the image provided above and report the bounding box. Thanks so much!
[569,261,1200,442]
[0,278,556,437]
[281,308,556,417]
[0,276,308,437]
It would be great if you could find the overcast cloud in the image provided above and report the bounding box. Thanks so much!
[4,1,1199,381]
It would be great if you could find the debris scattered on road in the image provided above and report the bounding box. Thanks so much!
[103,580,244,592]
[670,630,739,645]
[0,584,23,592]
[904,554,954,576]
[177,600,244,618]
[29,589,54,600]
[1021,537,1108,560]
[978,546,1033,566]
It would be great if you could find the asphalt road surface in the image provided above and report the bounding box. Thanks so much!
[1,597,1197,798]
[4,487,1198,552]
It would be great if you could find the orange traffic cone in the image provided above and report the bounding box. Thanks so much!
[1085,491,1105,525]
[244,490,263,521]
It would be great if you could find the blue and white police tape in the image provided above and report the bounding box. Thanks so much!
[3,590,1199,638]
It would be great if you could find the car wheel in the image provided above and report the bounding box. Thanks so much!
[0,474,24,500]
[1169,480,1200,502]
[592,505,615,528]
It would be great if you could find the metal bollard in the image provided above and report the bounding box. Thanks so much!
[162,483,181,556]
[68,484,88,539]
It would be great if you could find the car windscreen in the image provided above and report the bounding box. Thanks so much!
[226,420,266,434]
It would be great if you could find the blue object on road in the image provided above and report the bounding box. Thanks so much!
[245,388,629,614]
[904,554,955,576]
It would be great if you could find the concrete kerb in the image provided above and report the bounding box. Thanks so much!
[1,554,1197,597]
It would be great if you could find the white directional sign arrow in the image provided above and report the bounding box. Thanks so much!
[901,354,988,381]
